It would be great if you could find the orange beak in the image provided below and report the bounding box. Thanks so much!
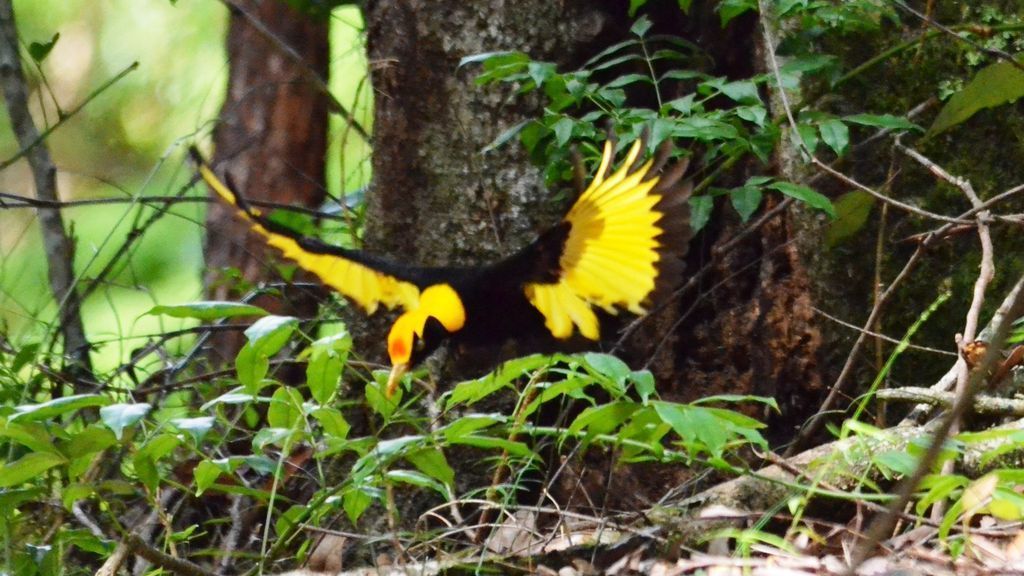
[385,362,409,398]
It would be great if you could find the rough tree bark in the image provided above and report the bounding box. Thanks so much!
[204,0,330,366]
[360,1,635,373]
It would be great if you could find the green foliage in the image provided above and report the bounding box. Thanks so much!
[0,299,775,571]
[928,59,1024,137]
[463,13,845,232]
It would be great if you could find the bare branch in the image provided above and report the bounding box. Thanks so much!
[876,387,1024,417]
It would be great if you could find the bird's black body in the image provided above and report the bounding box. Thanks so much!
[193,134,692,394]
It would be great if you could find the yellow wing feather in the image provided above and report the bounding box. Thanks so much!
[197,161,420,314]
[525,138,677,339]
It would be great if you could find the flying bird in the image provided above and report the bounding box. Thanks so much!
[192,133,691,396]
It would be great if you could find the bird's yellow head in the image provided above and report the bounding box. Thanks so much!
[385,284,466,396]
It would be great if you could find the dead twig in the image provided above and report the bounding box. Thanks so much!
[895,139,995,522]
[876,386,1024,416]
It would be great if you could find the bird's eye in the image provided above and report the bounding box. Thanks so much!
[414,336,426,352]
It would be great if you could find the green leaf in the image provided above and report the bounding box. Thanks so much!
[719,80,761,105]
[780,54,837,75]
[674,116,739,141]
[735,105,767,127]
[306,331,351,404]
[312,407,350,439]
[441,413,505,441]
[244,315,298,355]
[630,15,652,37]
[12,342,39,371]
[551,117,574,147]
[666,94,697,115]
[200,390,258,411]
[605,73,653,89]
[447,434,534,458]
[61,484,95,510]
[147,301,267,320]
[267,386,304,429]
[11,394,111,422]
[0,420,59,454]
[719,0,757,27]
[818,118,849,157]
[795,122,819,155]
[99,404,151,440]
[172,416,215,444]
[386,469,448,496]
[236,315,298,390]
[194,460,225,496]
[874,450,917,477]
[482,120,529,154]
[447,354,554,408]
[826,191,874,248]
[527,61,556,88]
[569,401,641,438]
[457,50,524,69]
[729,185,762,222]
[652,402,729,456]
[0,452,66,488]
[366,375,399,418]
[235,344,268,391]
[929,59,1024,136]
[844,113,921,132]
[405,448,455,486]
[769,181,835,217]
[252,427,298,450]
[692,394,778,411]
[138,433,181,461]
[689,195,712,233]
[342,485,376,524]
[28,32,59,63]
[582,353,630,383]
[60,425,116,459]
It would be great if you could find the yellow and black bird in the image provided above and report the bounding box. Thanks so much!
[192,133,691,396]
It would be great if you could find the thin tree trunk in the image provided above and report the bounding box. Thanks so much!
[204,0,330,366]
[0,0,93,387]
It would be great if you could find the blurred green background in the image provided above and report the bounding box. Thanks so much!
[0,0,372,378]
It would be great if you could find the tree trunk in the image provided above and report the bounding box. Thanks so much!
[204,0,330,366]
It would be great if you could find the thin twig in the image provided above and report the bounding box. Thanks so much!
[811,307,955,357]
[0,189,351,221]
[0,61,137,171]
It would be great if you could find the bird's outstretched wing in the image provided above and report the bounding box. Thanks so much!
[523,136,691,339]
[191,149,422,314]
